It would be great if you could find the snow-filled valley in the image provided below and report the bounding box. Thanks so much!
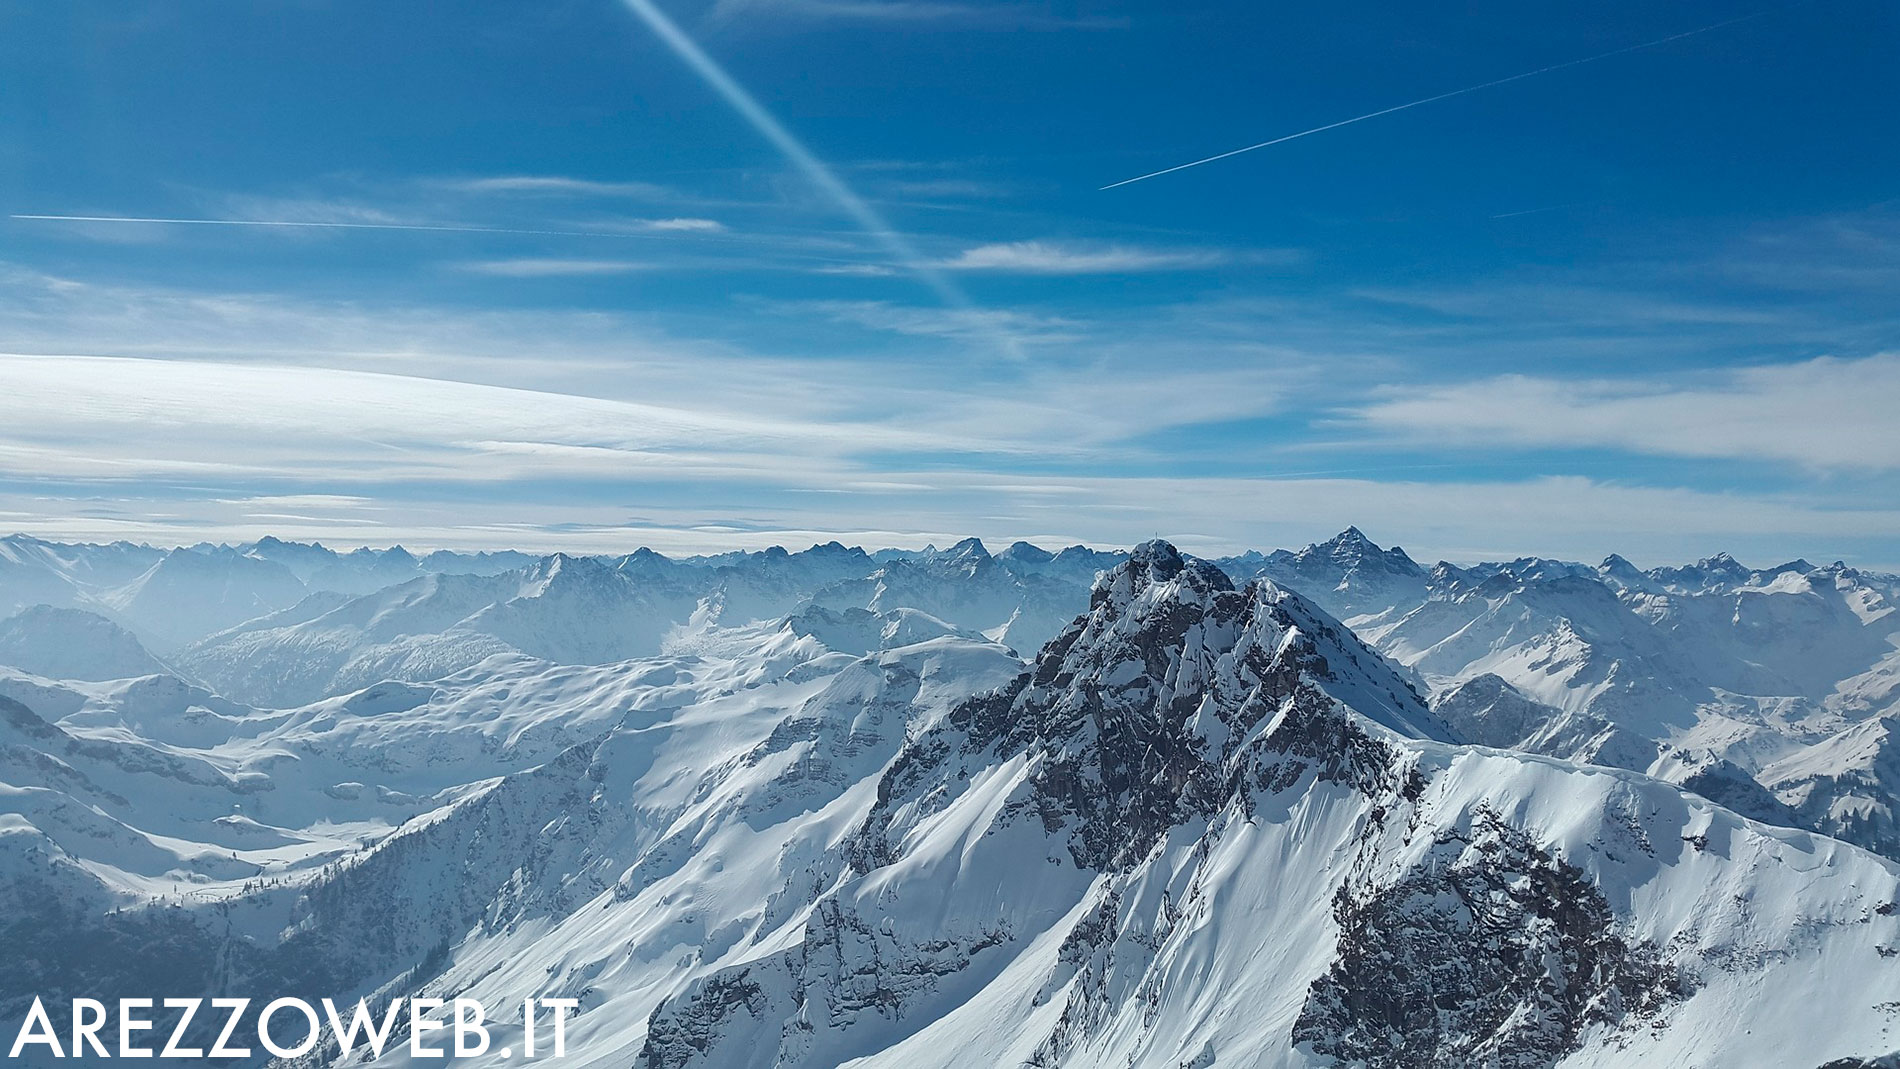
[2,530,1899,1067]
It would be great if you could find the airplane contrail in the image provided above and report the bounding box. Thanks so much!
[1101,10,1773,190]
[612,0,1023,357]
[7,213,660,239]
[1489,203,1580,220]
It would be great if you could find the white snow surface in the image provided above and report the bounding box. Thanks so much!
[0,535,1898,1067]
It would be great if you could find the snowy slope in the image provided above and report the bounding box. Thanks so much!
[1760,713,1900,859]
[1251,531,1900,860]
[171,541,1090,709]
[0,536,112,618]
[101,546,312,653]
[810,538,1090,656]
[3,534,1900,1069]
[176,557,702,708]
[0,605,169,681]
[1226,525,1430,624]
[175,572,525,708]
[630,543,1900,1069]
[1430,673,1659,772]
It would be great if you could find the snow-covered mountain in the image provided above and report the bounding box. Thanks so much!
[1228,528,1900,864]
[808,538,1090,656]
[1223,525,1430,623]
[100,546,312,652]
[0,605,169,681]
[3,540,1899,1068]
[639,545,1898,1068]
[1429,672,1660,773]
[176,555,706,709]
[165,541,1094,709]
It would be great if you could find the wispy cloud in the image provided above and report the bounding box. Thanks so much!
[794,299,1084,342]
[438,175,677,199]
[1,267,1894,567]
[1353,284,1785,328]
[708,0,1127,29]
[1346,353,1900,471]
[10,212,676,242]
[0,352,947,487]
[812,263,900,277]
[874,177,1016,201]
[568,216,734,236]
[454,259,655,277]
[614,0,1024,359]
[2,461,1891,569]
[642,217,727,232]
[940,240,1228,274]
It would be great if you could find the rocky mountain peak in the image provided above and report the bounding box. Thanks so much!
[942,536,990,561]
[1296,527,1427,579]
[1082,541,1233,631]
[522,551,619,591]
[999,540,1054,564]
[858,543,1442,872]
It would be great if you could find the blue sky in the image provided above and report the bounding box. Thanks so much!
[1,0,1896,566]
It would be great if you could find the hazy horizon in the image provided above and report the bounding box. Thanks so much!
[4,1,1895,568]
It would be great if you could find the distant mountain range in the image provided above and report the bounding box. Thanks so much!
[1,531,1897,1067]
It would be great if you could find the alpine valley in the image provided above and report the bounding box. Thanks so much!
[3,529,1899,1068]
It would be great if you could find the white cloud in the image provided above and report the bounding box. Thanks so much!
[455,259,654,277]
[796,299,1084,342]
[1347,353,1900,471]
[874,177,1017,201]
[812,263,900,277]
[708,0,1125,27]
[940,240,1229,275]
[0,469,1890,571]
[642,217,727,232]
[212,195,416,226]
[0,352,979,486]
[0,268,1893,568]
[441,175,676,199]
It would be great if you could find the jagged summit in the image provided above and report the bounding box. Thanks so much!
[1648,551,1754,594]
[1228,527,1430,623]
[1098,537,1219,595]
[518,551,626,592]
[994,540,1444,765]
[1305,526,1423,572]
[998,540,1053,564]
[10,531,1900,1069]
[942,536,990,562]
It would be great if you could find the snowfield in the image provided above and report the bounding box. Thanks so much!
[1,532,1898,1067]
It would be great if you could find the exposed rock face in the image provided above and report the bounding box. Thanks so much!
[862,540,1443,872]
[1293,809,1684,1069]
[810,538,1087,657]
[12,537,1900,1068]
[1762,714,1900,860]
[1433,673,1658,772]
[1659,749,1803,829]
[1230,526,1430,622]
[643,545,1490,1068]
